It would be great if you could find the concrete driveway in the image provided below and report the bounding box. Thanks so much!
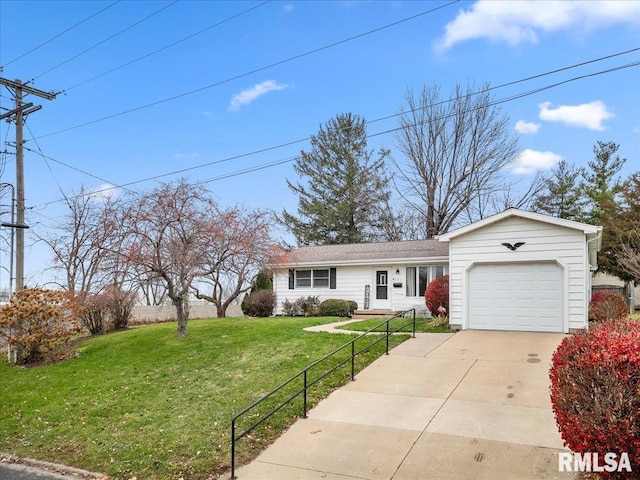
[233,330,576,480]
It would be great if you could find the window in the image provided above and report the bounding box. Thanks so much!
[405,264,447,297]
[406,267,416,296]
[295,270,311,288]
[418,266,429,297]
[295,269,331,288]
[313,269,329,288]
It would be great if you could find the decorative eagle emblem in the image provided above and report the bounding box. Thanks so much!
[502,242,526,251]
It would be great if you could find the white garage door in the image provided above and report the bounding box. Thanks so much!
[468,262,563,332]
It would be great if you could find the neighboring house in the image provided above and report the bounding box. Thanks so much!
[274,208,602,333]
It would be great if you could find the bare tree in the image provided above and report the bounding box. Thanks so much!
[121,180,215,336]
[393,82,520,238]
[192,207,276,317]
[618,239,640,283]
[40,186,122,296]
[133,271,169,305]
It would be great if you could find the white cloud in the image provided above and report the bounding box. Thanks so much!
[283,3,294,12]
[228,80,288,112]
[510,149,562,174]
[538,100,614,131]
[515,120,541,134]
[173,152,199,160]
[86,183,118,200]
[435,1,638,51]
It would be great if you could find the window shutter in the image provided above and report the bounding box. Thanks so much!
[288,269,295,289]
[330,268,337,289]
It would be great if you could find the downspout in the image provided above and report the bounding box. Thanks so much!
[585,229,603,329]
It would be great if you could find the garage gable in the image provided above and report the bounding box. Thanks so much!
[439,209,602,333]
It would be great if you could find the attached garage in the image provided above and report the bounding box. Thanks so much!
[468,262,563,332]
[439,209,602,333]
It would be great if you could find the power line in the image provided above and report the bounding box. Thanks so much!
[1,1,123,70]
[62,0,272,93]
[33,58,639,209]
[35,0,461,140]
[40,49,640,188]
[21,145,135,194]
[32,1,179,81]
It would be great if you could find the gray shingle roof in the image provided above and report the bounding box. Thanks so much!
[283,240,449,265]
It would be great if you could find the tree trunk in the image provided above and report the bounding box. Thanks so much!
[216,302,227,318]
[175,296,190,336]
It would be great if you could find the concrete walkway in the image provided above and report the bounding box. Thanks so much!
[233,330,576,480]
[303,318,379,334]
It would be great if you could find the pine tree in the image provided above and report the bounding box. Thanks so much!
[532,160,585,220]
[580,141,627,279]
[581,141,626,224]
[282,113,392,246]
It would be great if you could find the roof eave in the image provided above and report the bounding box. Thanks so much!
[275,255,450,269]
[439,208,602,241]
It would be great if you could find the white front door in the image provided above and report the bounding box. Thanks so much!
[372,269,390,309]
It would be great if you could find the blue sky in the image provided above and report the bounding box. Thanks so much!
[0,0,638,288]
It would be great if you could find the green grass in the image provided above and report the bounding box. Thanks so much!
[336,316,455,333]
[0,316,408,479]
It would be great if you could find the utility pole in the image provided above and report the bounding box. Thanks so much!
[0,78,56,290]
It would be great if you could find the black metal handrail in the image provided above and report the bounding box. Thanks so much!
[230,308,416,478]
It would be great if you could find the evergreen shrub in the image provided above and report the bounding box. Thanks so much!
[318,299,358,317]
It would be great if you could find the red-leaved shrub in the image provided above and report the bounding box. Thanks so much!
[590,290,628,322]
[549,319,640,477]
[424,275,449,315]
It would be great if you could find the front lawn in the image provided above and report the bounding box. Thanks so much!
[0,316,408,479]
[337,316,455,333]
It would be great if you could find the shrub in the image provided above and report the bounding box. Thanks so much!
[427,315,449,329]
[549,319,640,477]
[424,275,449,314]
[318,299,358,317]
[0,287,83,364]
[282,296,320,317]
[243,289,275,317]
[78,293,109,335]
[241,271,274,314]
[589,290,628,322]
[104,286,136,331]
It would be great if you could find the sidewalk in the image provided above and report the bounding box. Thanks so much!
[232,331,574,480]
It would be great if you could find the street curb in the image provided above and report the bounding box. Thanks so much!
[0,453,109,479]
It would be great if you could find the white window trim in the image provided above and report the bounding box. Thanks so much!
[405,264,448,297]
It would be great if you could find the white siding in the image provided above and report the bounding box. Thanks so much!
[274,265,371,314]
[273,263,444,315]
[447,216,590,332]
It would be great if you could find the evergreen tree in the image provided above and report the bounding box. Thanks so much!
[532,160,585,220]
[580,141,627,279]
[581,140,625,224]
[282,113,392,245]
